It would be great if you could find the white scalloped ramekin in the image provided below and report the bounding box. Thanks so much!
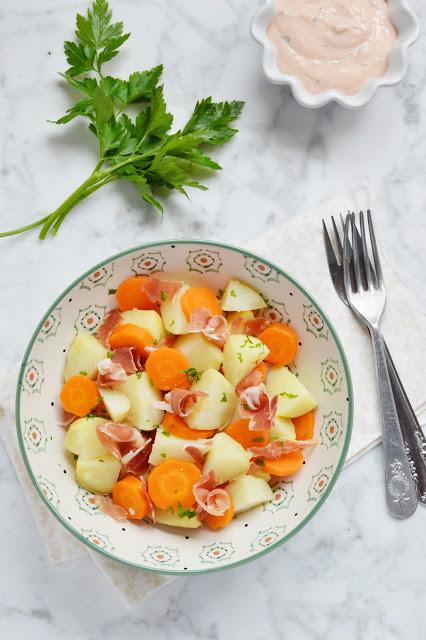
[251,0,419,109]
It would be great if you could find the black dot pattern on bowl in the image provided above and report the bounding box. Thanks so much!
[289,292,293,296]
[62,349,66,353]
[298,342,302,347]
[68,298,72,302]
[294,513,298,517]
[63,469,67,474]
[185,536,189,540]
[51,401,54,406]
[171,245,176,248]
[122,528,126,532]
[183,567,187,570]
[244,523,248,527]
[67,516,71,520]
[303,461,306,464]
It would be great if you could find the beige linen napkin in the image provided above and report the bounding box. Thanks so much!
[1,197,425,605]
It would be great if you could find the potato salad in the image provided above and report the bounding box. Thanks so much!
[60,274,318,530]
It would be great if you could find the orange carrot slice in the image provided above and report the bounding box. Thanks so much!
[162,414,215,440]
[292,410,315,440]
[116,276,160,312]
[145,347,189,391]
[259,451,304,477]
[225,419,269,449]
[181,287,222,319]
[148,458,201,510]
[60,375,100,417]
[109,323,154,353]
[204,498,235,530]
[112,475,149,520]
[259,323,299,366]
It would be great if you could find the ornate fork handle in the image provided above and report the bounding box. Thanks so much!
[385,341,426,502]
[370,328,417,517]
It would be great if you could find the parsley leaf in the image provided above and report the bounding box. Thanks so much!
[0,0,243,240]
[182,367,203,383]
[251,436,264,443]
[237,352,243,363]
[280,391,299,399]
[177,504,197,519]
[221,392,227,403]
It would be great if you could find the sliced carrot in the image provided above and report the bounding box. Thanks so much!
[60,375,100,417]
[148,458,201,510]
[292,410,315,440]
[204,497,235,530]
[259,323,299,366]
[259,450,304,477]
[162,414,216,440]
[116,276,159,312]
[145,347,189,391]
[225,419,269,450]
[112,475,149,520]
[181,286,222,319]
[109,323,154,353]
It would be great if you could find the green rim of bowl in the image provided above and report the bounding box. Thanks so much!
[16,239,353,576]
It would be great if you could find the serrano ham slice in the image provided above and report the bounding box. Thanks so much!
[111,347,143,374]
[235,367,265,395]
[94,495,128,522]
[186,308,228,346]
[96,310,122,347]
[238,384,278,431]
[97,358,128,386]
[193,470,230,517]
[142,277,182,304]
[248,438,318,459]
[96,422,145,459]
[153,388,208,417]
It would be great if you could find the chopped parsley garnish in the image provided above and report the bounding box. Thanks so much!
[251,436,264,443]
[256,458,265,468]
[160,452,166,458]
[279,391,298,399]
[237,352,243,363]
[162,430,170,437]
[108,288,117,294]
[106,350,113,358]
[79,370,88,376]
[230,289,237,297]
[135,371,143,379]
[166,506,174,514]
[221,392,227,403]
[177,503,197,519]
[160,290,168,301]
[169,320,175,327]
[182,367,203,383]
[269,434,280,441]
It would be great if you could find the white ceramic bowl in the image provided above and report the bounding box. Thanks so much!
[17,241,353,574]
[251,0,419,109]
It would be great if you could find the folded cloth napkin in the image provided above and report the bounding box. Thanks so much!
[1,197,426,606]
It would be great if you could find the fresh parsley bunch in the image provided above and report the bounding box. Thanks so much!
[1,0,243,239]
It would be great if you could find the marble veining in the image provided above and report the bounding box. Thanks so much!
[1,0,426,637]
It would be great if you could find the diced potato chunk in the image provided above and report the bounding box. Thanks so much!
[64,417,109,460]
[186,369,236,430]
[75,454,121,494]
[155,508,201,528]
[226,475,273,514]
[149,428,212,466]
[63,332,107,381]
[99,387,131,422]
[174,333,223,372]
[266,366,318,418]
[222,334,269,386]
[203,432,251,484]
[120,372,163,430]
[271,416,296,441]
[120,309,166,342]
[160,284,189,334]
[220,278,266,312]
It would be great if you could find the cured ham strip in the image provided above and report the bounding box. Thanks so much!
[238,383,278,431]
[142,276,182,304]
[247,461,267,476]
[58,410,77,429]
[184,444,209,466]
[186,308,229,346]
[139,475,156,523]
[97,358,128,386]
[96,309,122,347]
[122,440,153,475]
[153,388,208,417]
[144,334,175,353]
[193,470,230,517]
[111,347,143,374]
[245,316,271,336]
[96,422,145,459]
[229,316,246,334]
[94,496,128,522]
[248,438,318,459]
[235,367,264,395]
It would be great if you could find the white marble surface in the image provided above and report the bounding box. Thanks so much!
[1,0,426,637]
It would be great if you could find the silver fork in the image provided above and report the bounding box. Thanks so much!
[323,213,426,504]
[343,211,417,518]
